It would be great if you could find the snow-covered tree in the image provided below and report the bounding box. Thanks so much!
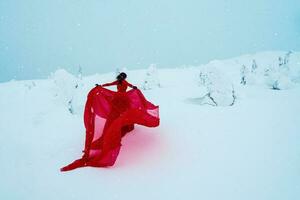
[284,51,292,65]
[265,52,295,90]
[251,59,258,73]
[240,65,248,85]
[265,65,293,90]
[203,84,236,106]
[142,64,161,90]
[277,51,293,73]
[271,80,280,90]
[198,67,236,106]
[24,81,36,90]
[199,71,209,86]
[278,56,284,67]
[50,69,83,114]
[77,65,83,80]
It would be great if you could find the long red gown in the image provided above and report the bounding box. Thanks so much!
[60,80,160,171]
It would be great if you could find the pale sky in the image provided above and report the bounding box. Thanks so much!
[0,0,300,82]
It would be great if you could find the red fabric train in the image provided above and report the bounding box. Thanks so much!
[60,86,159,171]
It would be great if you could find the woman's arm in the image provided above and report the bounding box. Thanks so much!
[101,80,118,87]
[124,80,137,89]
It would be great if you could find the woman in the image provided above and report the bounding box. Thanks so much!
[61,72,159,171]
[99,72,137,138]
[99,72,138,91]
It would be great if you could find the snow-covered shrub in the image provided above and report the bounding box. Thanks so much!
[240,65,249,85]
[278,56,284,67]
[265,69,293,90]
[284,51,292,66]
[142,64,161,90]
[251,59,258,73]
[198,65,236,106]
[266,73,293,90]
[24,81,36,90]
[199,71,209,86]
[264,52,295,90]
[243,59,260,85]
[77,65,83,80]
[235,51,297,90]
[50,69,83,114]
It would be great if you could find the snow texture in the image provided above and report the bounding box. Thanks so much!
[0,51,300,200]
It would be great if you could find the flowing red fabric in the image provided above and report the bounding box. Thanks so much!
[60,86,159,171]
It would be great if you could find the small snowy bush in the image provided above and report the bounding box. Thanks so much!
[24,81,36,90]
[198,65,236,106]
[251,59,258,73]
[50,69,83,114]
[243,59,260,85]
[237,51,297,90]
[265,68,293,90]
[142,64,161,90]
[264,52,295,90]
[240,65,249,85]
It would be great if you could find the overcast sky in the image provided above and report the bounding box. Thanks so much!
[0,0,300,82]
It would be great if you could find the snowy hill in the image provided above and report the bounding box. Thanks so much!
[1,51,300,200]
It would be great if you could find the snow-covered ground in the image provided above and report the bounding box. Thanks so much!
[0,51,300,200]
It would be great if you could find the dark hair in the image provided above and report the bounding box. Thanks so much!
[116,72,127,83]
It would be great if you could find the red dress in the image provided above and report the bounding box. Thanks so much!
[61,80,159,171]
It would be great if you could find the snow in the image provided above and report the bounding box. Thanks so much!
[0,51,300,200]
